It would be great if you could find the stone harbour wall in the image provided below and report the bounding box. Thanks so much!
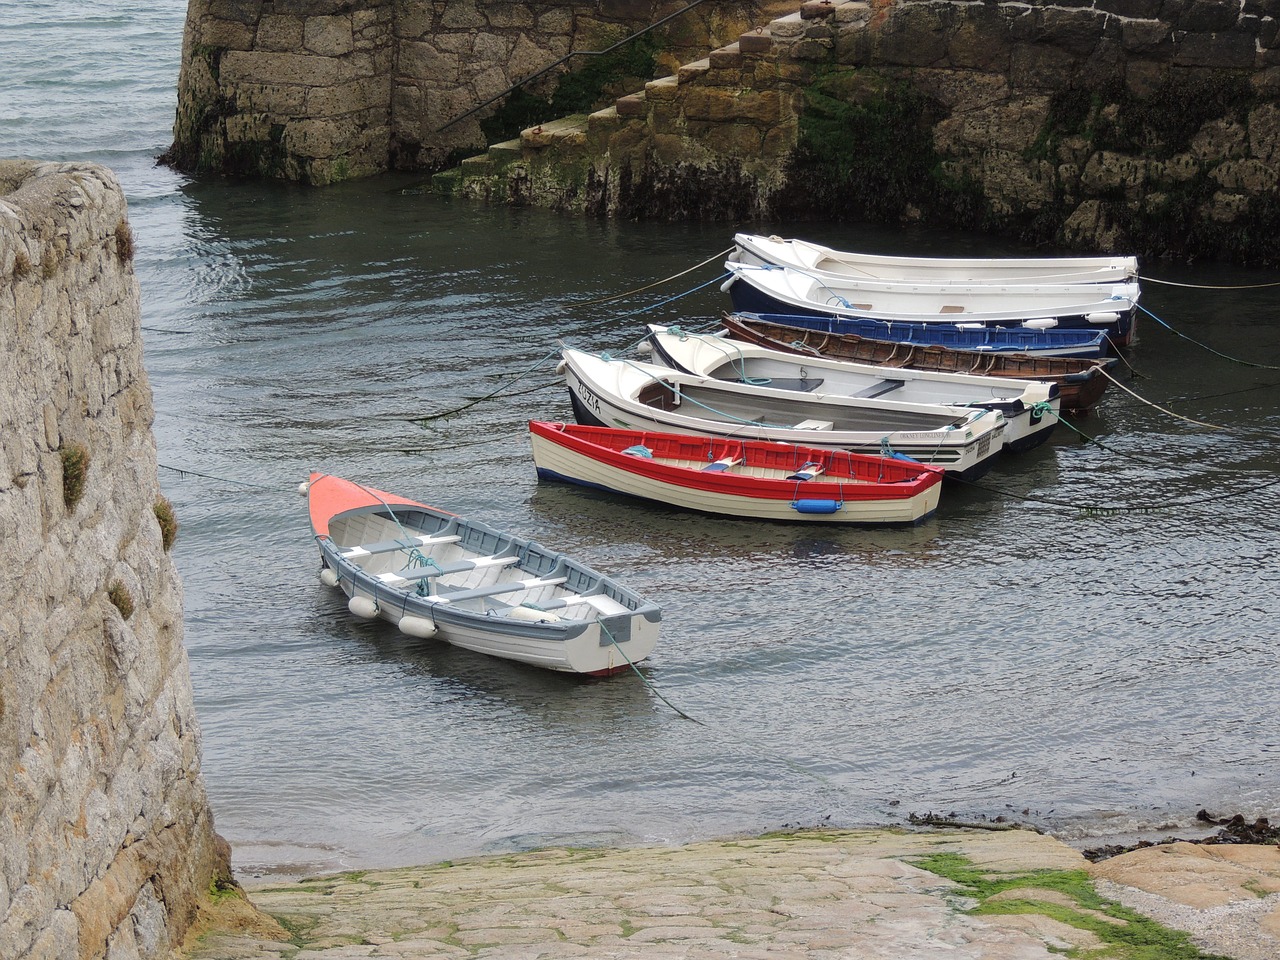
[167,0,792,182]
[0,160,228,960]
[168,0,1280,258]
[167,0,396,184]
[444,0,1280,260]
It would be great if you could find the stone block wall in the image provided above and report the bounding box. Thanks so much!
[168,0,396,184]
[443,0,1280,260]
[828,0,1280,255]
[168,0,793,182]
[0,160,228,960]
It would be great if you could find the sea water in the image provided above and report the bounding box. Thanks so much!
[3,0,1279,878]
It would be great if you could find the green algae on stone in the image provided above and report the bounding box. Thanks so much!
[479,34,662,147]
[61,443,90,511]
[913,852,1233,960]
[777,67,985,228]
[107,580,134,620]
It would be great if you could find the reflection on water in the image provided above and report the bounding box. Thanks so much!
[5,0,1279,879]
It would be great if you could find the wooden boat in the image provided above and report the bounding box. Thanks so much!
[645,325,1059,454]
[715,310,1110,359]
[529,420,945,525]
[305,472,661,676]
[721,261,1139,345]
[720,313,1115,414]
[732,233,1139,285]
[559,348,1008,481]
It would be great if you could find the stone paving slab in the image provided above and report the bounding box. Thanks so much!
[182,829,1280,960]
[1088,840,1280,960]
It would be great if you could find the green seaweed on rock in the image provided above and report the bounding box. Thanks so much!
[913,852,1233,960]
[777,68,985,228]
[479,34,662,146]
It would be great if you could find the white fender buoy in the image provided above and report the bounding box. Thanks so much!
[298,480,310,496]
[319,567,340,588]
[505,605,561,623]
[348,595,378,619]
[398,616,438,639]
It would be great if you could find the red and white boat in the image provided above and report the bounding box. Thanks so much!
[528,421,944,525]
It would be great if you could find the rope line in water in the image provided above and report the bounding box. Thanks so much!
[603,624,702,724]
[602,626,845,790]
[1137,273,1280,290]
[572,246,735,306]
[158,463,279,490]
[417,351,561,422]
[417,272,731,422]
[966,463,1280,515]
[1095,366,1228,431]
[1134,300,1280,370]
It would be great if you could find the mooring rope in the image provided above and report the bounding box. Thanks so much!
[158,462,279,489]
[1137,274,1280,290]
[603,622,701,723]
[601,623,846,792]
[417,272,732,423]
[963,462,1280,516]
[1095,366,1228,431]
[1132,300,1280,370]
[417,351,563,422]
[572,246,735,306]
[1046,412,1170,465]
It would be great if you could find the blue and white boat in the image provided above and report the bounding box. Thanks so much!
[721,260,1139,346]
[306,473,661,675]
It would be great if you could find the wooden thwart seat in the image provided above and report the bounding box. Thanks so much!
[428,575,569,604]
[341,532,462,559]
[378,553,519,584]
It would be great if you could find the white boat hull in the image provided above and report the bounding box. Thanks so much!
[733,233,1139,285]
[336,576,659,674]
[722,260,1139,344]
[560,349,1007,481]
[646,325,1060,454]
[307,473,661,676]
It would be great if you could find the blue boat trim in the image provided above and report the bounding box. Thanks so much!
[730,311,1110,358]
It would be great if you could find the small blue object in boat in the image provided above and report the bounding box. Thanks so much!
[786,461,824,481]
[622,444,653,458]
[791,499,842,514]
[702,457,740,472]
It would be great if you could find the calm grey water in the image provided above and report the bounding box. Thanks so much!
[5,0,1279,879]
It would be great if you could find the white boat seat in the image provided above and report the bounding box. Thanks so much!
[341,533,462,560]
[428,575,569,604]
[526,592,595,611]
[379,554,519,583]
[851,378,905,399]
[525,591,632,616]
